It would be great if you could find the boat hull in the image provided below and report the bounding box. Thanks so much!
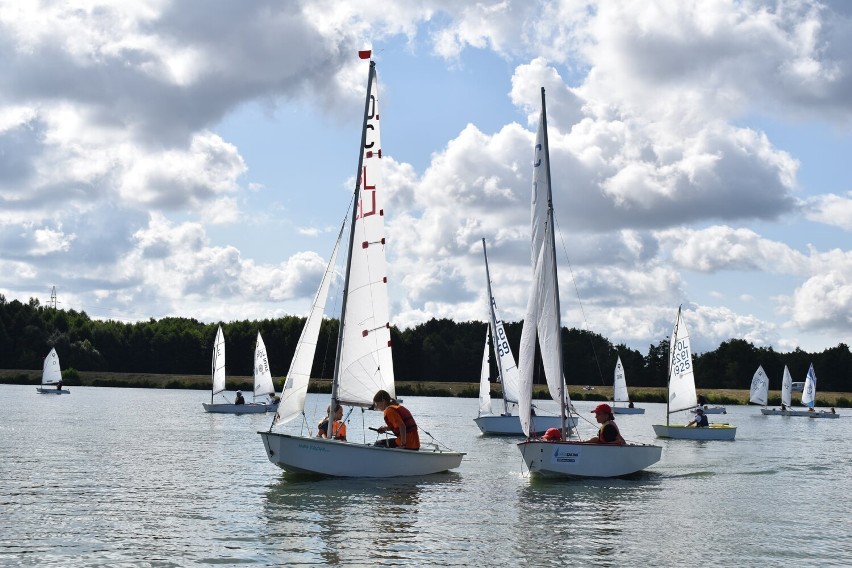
[258,431,464,477]
[652,424,737,440]
[612,407,645,415]
[760,408,838,418]
[698,406,726,414]
[36,387,70,394]
[202,403,266,414]
[518,440,662,478]
[474,414,577,436]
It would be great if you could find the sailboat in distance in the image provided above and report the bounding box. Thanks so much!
[203,325,265,414]
[516,88,662,477]
[258,55,464,476]
[612,355,643,414]
[36,347,70,394]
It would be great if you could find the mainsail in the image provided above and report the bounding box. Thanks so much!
[483,238,521,408]
[613,356,630,404]
[478,328,492,416]
[42,347,62,385]
[749,365,768,406]
[781,365,793,408]
[253,332,276,400]
[211,326,226,396]
[801,363,817,408]
[667,307,698,415]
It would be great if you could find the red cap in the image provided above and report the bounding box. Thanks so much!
[542,428,561,440]
[591,403,612,415]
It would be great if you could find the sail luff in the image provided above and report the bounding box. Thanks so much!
[273,225,343,426]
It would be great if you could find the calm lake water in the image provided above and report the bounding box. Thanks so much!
[1,385,850,567]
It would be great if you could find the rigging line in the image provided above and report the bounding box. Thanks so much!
[552,215,607,387]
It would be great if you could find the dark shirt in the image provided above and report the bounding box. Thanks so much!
[234,394,245,405]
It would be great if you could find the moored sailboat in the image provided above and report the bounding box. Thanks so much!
[652,307,736,440]
[203,325,265,414]
[474,238,570,436]
[36,347,70,394]
[516,88,662,477]
[611,355,644,414]
[258,55,464,477]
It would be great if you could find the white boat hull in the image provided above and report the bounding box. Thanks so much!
[202,403,267,414]
[652,424,737,440]
[474,414,577,436]
[36,387,70,394]
[760,408,838,418]
[612,407,645,415]
[698,406,726,414]
[259,432,465,477]
[518,440,662,478]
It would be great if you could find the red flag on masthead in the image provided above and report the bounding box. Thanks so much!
[358,50,372,60]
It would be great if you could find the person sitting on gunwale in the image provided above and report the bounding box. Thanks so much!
[687,407,709,427]
[585,403,625,445]
[372,390,420,450]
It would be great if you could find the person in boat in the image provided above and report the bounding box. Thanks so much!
[830,407,836,414]
[628,401,634,409]
[268,393,280,405]
[807,407,814,412]
[317,403,347,441]
[234,391,245,405]
[697,393,708,406]
[585,403,625,445]
[542,427,561,441]
[56,381,63,391]
[372,390,420,450]
[687,407,709,427]
[780,403,787,411]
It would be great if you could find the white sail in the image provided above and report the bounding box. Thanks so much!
[781,365,793,408]
[518,93,570,437]
[42,348,62,385]
[667,308,698,414]
[613,356,629,404]
[335,66,395,408]
[483,238,521,406]
[478,327,492,416]
[211,325,226,395]
[749,365,768,406]
[273,230,342,426]
[801,363,817,408]
[253,332,275,399]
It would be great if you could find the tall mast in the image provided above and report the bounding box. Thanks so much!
[540,87,568,437]
[482,238,510,415]
[329,60,377,415]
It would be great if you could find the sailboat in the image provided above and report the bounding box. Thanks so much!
[474,238,570,435]
[253,332,278,412]
[36,347,69,394]
[761,365,794,415]
[258,55,464,477]
[766,364,838,418]
[202,325,265,414]
[611,355,644,414]
[516,88,662,477]
[652,307,736,440]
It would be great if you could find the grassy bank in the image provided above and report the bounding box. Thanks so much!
[1,369,848,407]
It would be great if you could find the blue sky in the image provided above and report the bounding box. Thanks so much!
[1,1,850,358]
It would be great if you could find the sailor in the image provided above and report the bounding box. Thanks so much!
[586,403,625,445]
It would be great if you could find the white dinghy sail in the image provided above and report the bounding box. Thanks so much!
[203,325,265,414]
[259,55,464,477]
[516,88,661,477]
[474,238,567,436]
[253,332,276,410]
[762,365,797,416]
[36,347,69,394]
[612,355,643,414]
[652,307,736,440]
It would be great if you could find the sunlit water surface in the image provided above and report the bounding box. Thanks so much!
[1,385,849,567]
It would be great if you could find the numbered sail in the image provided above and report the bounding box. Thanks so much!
[253,332,275,398]
[667,308,698,414]
[478,327,492,416]
[336,65,395,407]
[483,238,520,406]
[801,363,817,408]
[274,230,342,426]
[42,348,62,385]
[749,365,768,406]
[211,325,226,395]
[613,356,629,403]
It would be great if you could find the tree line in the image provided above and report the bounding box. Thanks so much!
[0,295,849,392]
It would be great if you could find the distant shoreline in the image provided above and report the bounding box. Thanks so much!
[1,369,848,406]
